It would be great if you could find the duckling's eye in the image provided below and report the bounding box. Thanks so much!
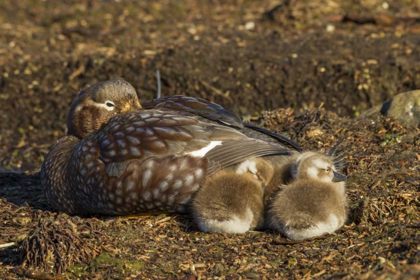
[325,168,331,172]
[105,101,115,108]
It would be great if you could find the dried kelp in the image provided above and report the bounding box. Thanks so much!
[20,214,105,274]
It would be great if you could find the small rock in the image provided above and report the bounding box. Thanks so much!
[214,263,224,274]
[358,90,420,126]
[374,14,396,26]
[245,21,255,30]
[326,24,335,33]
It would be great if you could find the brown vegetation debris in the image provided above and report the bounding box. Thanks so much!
[19,214,105,274]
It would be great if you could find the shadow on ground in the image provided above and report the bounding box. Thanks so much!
[0,172,51,211]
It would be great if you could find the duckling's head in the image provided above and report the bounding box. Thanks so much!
[67,79,142,138]
[292,151,347,183]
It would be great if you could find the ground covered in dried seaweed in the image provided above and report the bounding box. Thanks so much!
[0,0,420,279]
[1,109,420,279]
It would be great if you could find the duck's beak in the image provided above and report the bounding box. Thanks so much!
[332,171,347,182]
[123,101,142,112]
[133,100,142,110]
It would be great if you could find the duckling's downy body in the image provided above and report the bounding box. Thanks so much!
[192,149,347,237]
[268,179,346,241]
[192,158,273,233]
[266,151,347,241]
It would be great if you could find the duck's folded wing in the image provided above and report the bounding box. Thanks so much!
[142,95,303,151]
[205,139,291,174]
[141,95,243,129]
[242,123,303,152]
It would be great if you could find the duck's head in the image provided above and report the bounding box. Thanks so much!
[292,139,347,184]
[67,79,142,138]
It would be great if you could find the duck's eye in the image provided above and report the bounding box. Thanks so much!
[105,101,115,108]
[325,168,331,172]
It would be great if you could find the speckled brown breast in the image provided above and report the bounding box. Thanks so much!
[42,110,290,215]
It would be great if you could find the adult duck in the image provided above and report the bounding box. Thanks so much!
[41,79,293,215]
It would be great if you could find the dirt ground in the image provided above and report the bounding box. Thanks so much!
[0,0,419,279]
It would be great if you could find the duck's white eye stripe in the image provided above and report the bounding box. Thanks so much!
[94,101,115,111]
[105,101,115,107]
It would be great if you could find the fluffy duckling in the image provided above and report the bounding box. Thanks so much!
[192,158,273,233]
[251,139,346,205]
[266,151,347,241]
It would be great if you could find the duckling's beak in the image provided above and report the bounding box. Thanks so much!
[332,171,347,182]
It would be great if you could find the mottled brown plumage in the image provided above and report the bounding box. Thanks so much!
[41,80,292,215]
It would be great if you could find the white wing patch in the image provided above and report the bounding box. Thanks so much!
[187,141,222,157]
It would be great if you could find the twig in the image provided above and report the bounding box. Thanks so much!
[406,225,420,229]
[326,14,420,25]
[62,27,126,37]
[156,70,161,99]
[10,267,65,280]
[199,81,233,103]
[0,242,15,249]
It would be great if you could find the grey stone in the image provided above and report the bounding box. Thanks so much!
[359,90,420,126]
